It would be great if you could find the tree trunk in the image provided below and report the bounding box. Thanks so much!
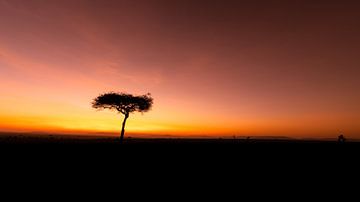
[120,113,129,144]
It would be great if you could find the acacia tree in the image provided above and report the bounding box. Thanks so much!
[92,92,153,143]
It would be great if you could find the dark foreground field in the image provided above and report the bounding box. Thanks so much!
[0,132,358,145]
[1,132,359,189]
[1,133,359,158]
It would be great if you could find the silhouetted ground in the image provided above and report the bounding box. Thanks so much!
[1,132,359,160]
[0,132,358,145]
[1,132,358,188]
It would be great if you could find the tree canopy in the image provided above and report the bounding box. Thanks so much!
[92,92,153,115]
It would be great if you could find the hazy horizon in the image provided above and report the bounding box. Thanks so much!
[1,0,360,138]
[0,130,354,140]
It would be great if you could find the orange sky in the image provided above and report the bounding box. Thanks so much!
[0,0,360,138]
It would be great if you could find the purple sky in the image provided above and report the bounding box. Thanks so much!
[0,0,360,137]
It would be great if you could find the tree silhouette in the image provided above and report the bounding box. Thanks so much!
[92,92,153,143]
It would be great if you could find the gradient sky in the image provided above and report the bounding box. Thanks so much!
[1,0,360,138]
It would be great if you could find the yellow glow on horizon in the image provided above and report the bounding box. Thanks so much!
[0,83,359,138]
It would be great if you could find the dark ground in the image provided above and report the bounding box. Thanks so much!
[0,133,358,161]
[0,132,358,145]
[0,132,358,194]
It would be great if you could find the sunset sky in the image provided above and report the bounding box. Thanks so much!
[1,0,359,138]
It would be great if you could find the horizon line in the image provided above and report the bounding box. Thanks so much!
[0,131,358,141]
